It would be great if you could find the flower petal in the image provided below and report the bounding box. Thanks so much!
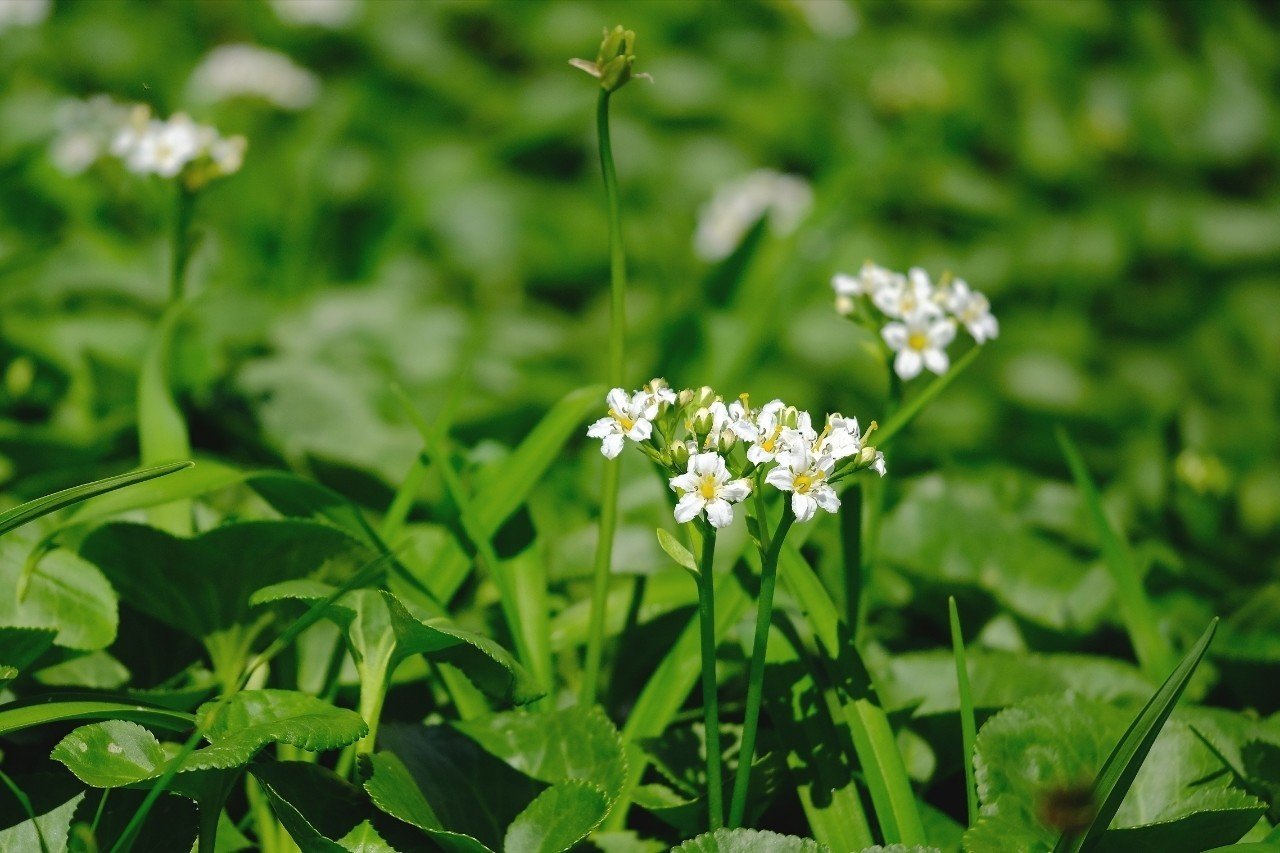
[601,433,625,458]
[674,493,705,524]
[705,498,734,529]
[587,417,616,438]
[670,472,700,493]
[881,322,908,350]
[765,466,795,492]
[719,479,752,502]
[791,492,818,523]
[814,485,841,514]
[923,347,950,375]
[894,348,923,380]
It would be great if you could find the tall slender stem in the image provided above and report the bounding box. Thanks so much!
[841,484,863,630]
[729,504,795,828]
[695,526,724,830]
[170,185,196,303]
[582,88,628,706]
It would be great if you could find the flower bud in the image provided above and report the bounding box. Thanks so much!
[677,388,695,407]
[669,440,690,470]
[692,386,717,409]
[834,294,855,317]
[569,25,643,93]
[780,406,801,429]
[717,428,737,453]
[690,407,715,438]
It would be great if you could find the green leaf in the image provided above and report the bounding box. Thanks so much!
[656,529,698,575]
[1055,618,1222,852]
[453,705,626,802]
[34,650,130,689]
[52,720,166,787]
[950,597,979,827]
[0,626,57,675]
[252,583,541,707]
[0,461,192,539]
[0,534,117,651]
[0,697,193,738]
[503,781,610,853]
[137,301,194,534]
[672,828,829,852]
[79,520,365,640]
[1056,427,1175,681]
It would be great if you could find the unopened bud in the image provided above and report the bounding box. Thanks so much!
[692,386,717,409]
[570,25,644,93]
[690,407,715,438]
[669,441,690,470]
[717,428,737,453]
[780,406,801,430]
[834,294,855,317]
[677,388,695,407]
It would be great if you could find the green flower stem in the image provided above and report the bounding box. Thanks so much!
[170,184,196,303]
[582,87,628,707]
[840,484,863,631]
[729,503,796,828]
[695,525,724,831]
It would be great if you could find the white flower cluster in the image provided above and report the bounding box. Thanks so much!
[50,96,246,189]
[694,170,813,262]
[188,44,321,111]
[588,381,885,527]
[0,0,49,32]
[832,262,998,381]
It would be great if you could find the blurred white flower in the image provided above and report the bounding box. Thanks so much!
[765,444,839,522]
[587,386,659,458]
[125,114,204,178]
[882,315,956,381]
[670,452,752,528]
[270,0,361,28]
[694,169,813,261]
[945,278,999,343]
[0,0,50,32]
[49,96,130,175]
[188,44,321,111]
[873,266,944,321]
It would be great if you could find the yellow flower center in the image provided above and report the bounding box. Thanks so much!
[609,408,636,431]
[793,473,815,494]
[760,425,782,452]
[698,475,719,500]
[907,331,928,351]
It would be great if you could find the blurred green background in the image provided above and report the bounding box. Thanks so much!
[1,0,1278,672]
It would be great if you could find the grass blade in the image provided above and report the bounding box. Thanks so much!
[949,596,978,827]
[0,698,193,738]
[0,461,192,539]
[1056,426,1175,681]
[877,345,981,447]
[1053,617,1219,853]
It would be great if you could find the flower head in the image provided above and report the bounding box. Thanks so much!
[670,452,752,528]
[882,315,956,381]
[946,278,999,343]
[765,444,840,523]
[694,170,813,262]
[188,44,320,111]
[587,386,659,458]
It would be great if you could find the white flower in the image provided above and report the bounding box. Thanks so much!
[946,278,999,344]
[872,266,943,321]
[670,452,752,528]
[270,0,361,28]
[587,387,658,459]
[817,414,862,461]
[130,114,205,178]
[882,316,956,381]
[0,0,49,31]
[765,445,840,523]
[644,378,677,406]
[49,96,129,175]
[832,261,900,300]
[869,450,887,476]
[694,170,813,262]
[188,44,321,111]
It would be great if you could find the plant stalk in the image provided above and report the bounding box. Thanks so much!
[695,526,724,830]
[729,504,795,827]
[582,88,628,706]
[170,185,196,303]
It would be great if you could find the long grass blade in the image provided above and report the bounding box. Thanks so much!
[1053,617,1219,853]
[1056,426,1175,681]
[949,596,978,827]
[0,461,192,539]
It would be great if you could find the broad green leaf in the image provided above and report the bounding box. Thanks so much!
[0,533,117,651]
[503,781,610,853]
[68,787,199,853]
[52,720,166,787]
[0,626,57,675]
[453,705,626,801]
[1057,427,1175,681]
[0,461,191,539]
[34,650,130,689]
[1055,618,1224,852]
[79,520,365,640]
[656,528,698,575]
[762,623,874,852]
[0,792,81,853]
[672,828,829,852]
[878,650,1152,717]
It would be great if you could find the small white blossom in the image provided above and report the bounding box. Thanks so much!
[670,452,752,528]
[188,44,321,111]
[125,114,204,178]
[817,414,862,461]
[644,378,677,406]
[832,261,900,300]
[586,387,658,459]
[882,316,956,381]
[270,0,361,28]
[872,266,943,321]
[694,170,813,262]
[49,96,129,175]
[0,0,49,31]
[765,444,840,523]
[946,278,999,344]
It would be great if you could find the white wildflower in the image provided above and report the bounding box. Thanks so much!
[643,377,678,407]
[946,278,999,344]
[126,114,204,178]
[270,0,361,28]
[765,444,840,523]
[882,315,956,381]
[587,387,658,459]
[817,414,862,461]
[49,96,129,175]
[188,44,321,111]
[670,452,752,529]
[872,266,943,321]
[0,0,49,31]
[694,170,813,262]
